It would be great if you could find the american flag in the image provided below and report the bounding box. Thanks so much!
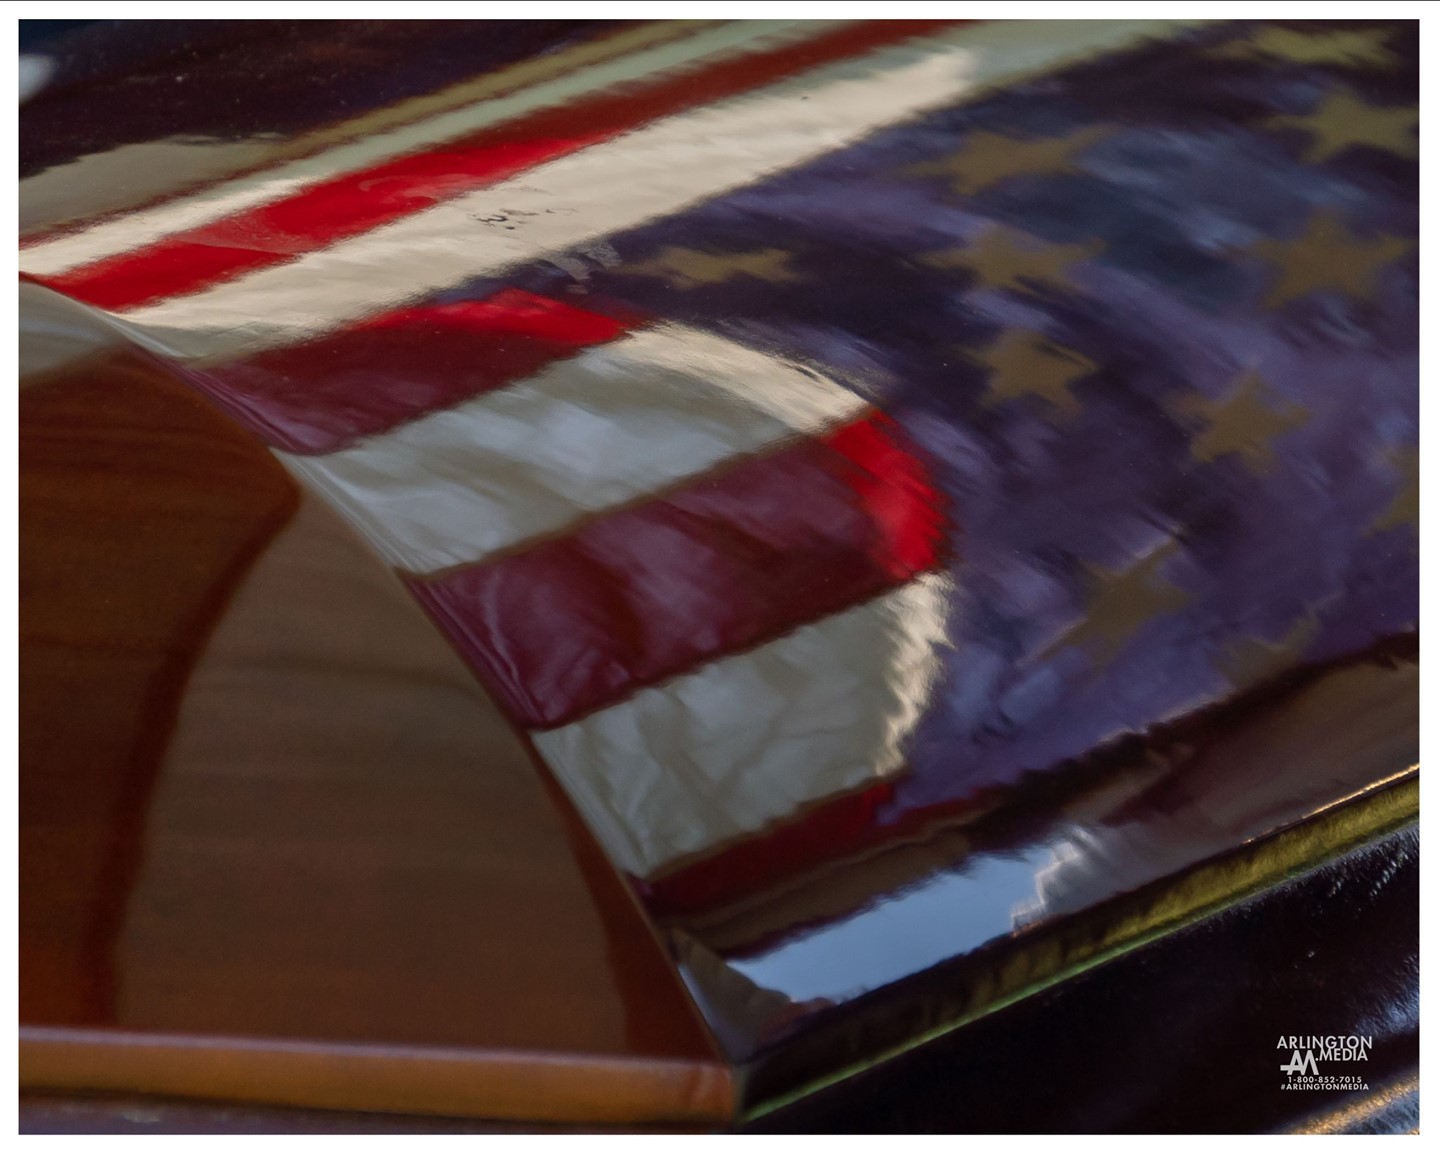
[21,15,1418,993]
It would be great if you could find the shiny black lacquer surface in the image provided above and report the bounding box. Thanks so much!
[746,825,1419,1133]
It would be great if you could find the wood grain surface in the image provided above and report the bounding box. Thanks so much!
[19,350,732,1125]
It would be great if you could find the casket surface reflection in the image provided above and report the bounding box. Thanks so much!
[18,16,1418,1134]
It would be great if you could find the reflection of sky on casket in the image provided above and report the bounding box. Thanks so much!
[729,842,1056,1004]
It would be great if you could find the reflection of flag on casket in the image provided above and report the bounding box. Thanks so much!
[21,18,1417,917]
[264,302,954,879]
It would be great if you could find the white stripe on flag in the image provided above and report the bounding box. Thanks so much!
[20,137,279,240]
[20,21,834,276]
[533,572,953,877]
[116,20,1194,363]
[279,324,869,572]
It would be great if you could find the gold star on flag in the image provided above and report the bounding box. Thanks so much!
[1216,610,1324,691]
[1176,371,1309,475]
[1368,446,1418,535]
[906,125,1110,198]
[1249,211,1410,308]
[970,330,1095,422]
[616,246,802,288]
[1212,25,1398,69]
[1268,89,1417,163]
[921,227,1100,295]
[1038,541,1193,667]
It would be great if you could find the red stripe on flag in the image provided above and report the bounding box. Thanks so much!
[638,780,897,918]
[38,20,957,312]
[829,415,949,580]
[407,411,947,730]
[181,289,637,453]
[641,771,1015,919]
[635,778,1015,924]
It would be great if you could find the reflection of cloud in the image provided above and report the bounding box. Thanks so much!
[18,55,53,104]
[727,841,1046,1005]
[1015,658,1418,924]
[1013,837,1084,928]
[709,657,1416,1016]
